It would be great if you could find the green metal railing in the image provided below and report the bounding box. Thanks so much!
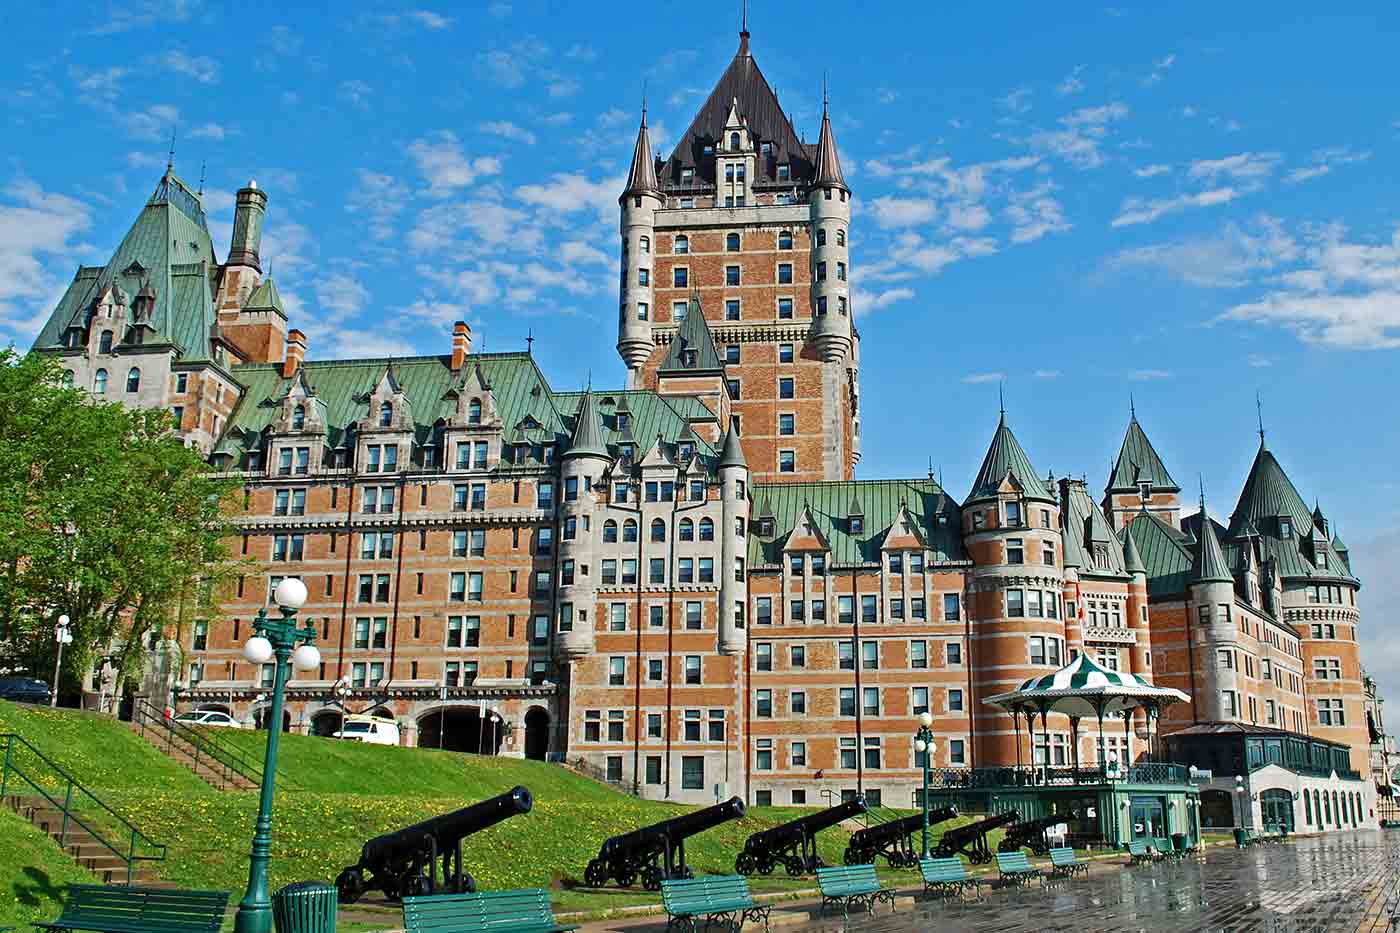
[0,732,166,884]
[133,697,272,789]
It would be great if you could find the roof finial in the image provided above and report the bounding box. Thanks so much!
[1129,392,1136,420]
[197,160,206,196]
[928,457,934,482]
[822,71,829,113]
[1198,474,1207,514]
[998,380,1006,421]
[741,0,748,34]
[1256,392,1266,447]
[166,127,177,173]
[526,329,534,355]
[641,81,648,126]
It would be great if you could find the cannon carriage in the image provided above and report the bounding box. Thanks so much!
[998,811,1076,856]
[335,786,533,903]
[931,810,1018,864]
[584,796,746,891]
[735,799,866,877]
[841,806,957,868]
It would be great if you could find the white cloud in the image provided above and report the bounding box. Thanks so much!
[1247,354,1273,368]
[962,372,1006,385]
[851,286,913,314]
[1030,102,1128,169]
[0,179,95,340]
[70,65,128,104]
[1057,66,1086,96]
[869,197,937,230]
[1005,182,1069,243]
[516,172,621,219]
[314,273,370,316]
[546,77,580,98]
[155,49,219,83]
[1034,369,1061,379]
[998,87,1032,115]
[339,80,372,110]
[91,0,200,35]
[406,9,452,29]
[1105,216,1298,287]
[126,104,180,141]
[1141,53,1176,88]
[1111,187,1241,227]
[564,43,596,61]
[477,36,549,89]
[1134,164,1171,178]
[326,330,417,359]
[1284,146,1371,184]
[479,120,537,145]
[406,131,503,196]
[188,123,227,141]
[347,170,411,241]
[1129,369,1173,380]
[1188,151,1281,182]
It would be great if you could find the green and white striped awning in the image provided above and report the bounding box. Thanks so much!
[985,654,1190,720]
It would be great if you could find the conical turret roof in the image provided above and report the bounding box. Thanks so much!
[811,100,848,192]
[659,294,725,374]
[621,106,662,202]
[1190,505,1233,585]
[718,429,747,470]
[1123,523,1147,575]
[967,414,1053,502]
[564,388,609,459]
[1108,413,1178,492]
[1227,442,1315,539]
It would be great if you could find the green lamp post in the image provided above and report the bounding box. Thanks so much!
[913,711,936,858]
[234,577,320,933]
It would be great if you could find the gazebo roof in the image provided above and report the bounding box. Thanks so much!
[985,654,1190,720]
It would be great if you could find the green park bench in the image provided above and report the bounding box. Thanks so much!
[994,851,1044,887]
[919,856,983,900]
[1048,847,1089,879]
[660,875,770,933]
[35,884,228,933]
[1126,839,1155,865]
[402,889,577,933]
[1151,837,1180,862]
[816,864,894,918]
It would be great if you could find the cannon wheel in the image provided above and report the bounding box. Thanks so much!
[641,865,663,892]
[969,849,992,865]
[584,859,609,888]
[756,853,775,876]
[616,866,637,888]
[843,846,865,866]
[784,856,805,877]
[335,868,364,905]
[682,865,695,880]
[735,852,756,876]
[401,873,431,898]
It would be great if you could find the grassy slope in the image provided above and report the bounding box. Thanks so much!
[0,702,1001,921]
[0,807,99,928]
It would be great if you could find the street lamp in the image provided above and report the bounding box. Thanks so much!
[50,615,72,708]
[913,711,936,859]
[234,577,320,933]
[1234,774,1246,831]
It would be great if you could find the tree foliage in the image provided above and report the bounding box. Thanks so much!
[0,349,241,701]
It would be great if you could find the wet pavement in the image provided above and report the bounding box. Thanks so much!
[795,831,1400,932]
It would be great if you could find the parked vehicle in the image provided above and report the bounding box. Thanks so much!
[333,715,401,746]
[174,709,243,728]
[0,677,52,704]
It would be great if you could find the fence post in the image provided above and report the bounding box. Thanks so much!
[128,830,136,885]
[60,778,74,845]
[1,735,11,802]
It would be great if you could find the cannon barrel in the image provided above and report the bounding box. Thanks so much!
[598,796,745,859]
[743,800,866,854]
[848,806,957,849]
[938,809,1018,847]
[1006,811,1075,838]
[360,785,533,868]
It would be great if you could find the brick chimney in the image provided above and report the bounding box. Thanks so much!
[451,321,472,371]
[282,329,307,379]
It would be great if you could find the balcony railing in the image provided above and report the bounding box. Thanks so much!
[924,761,1191,790]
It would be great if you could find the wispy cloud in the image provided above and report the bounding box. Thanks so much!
[0,179,94,340]
[1134,164,1171,178]
[153,49,219,83]
[339,80,373,110]
[406,131,503,196]
[1285,146,1371,184]
[1141,53,1176,88]
[1129,369,1173,381]
[998,87,1032,115]
[963,372,1006,385]
[1056,66,1086,96]
[90,0,200,35]
[1029,102,1129,169]
[1105,216,1298,287]
[1034,369,1061,379]
[479,120,537,145]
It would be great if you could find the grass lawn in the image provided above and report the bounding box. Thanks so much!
[0,807,100,928]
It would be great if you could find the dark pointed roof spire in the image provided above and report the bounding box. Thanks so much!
[1256,392,1266,448]
[811,87,849,192]
[718,428,748,470]
[1123,522,1147,575]
[564,388,609,460]
[968,413,1053,502]
[620,102,661,203]
[1190,482,1233,585]
[738,0,750,56]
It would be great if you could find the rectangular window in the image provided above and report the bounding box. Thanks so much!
[756,689,772,718]
[684,655,701,684]
[778,413,795,435]
[685,601,702,630]
[779,450,795,473]
[608,710,624,742]
[725,265,740,286]
[948,688,964,712]
[861,595,877,623]
[777,263,792,284]
[913,686,929,715]
[861,640,879,670]
[681,757,704,790]
[838,596,854,625]
[779,342,794,362]
[698,558,714,583]
[910,641,928,669]
[779,377,794,399]
[1007,589,1025,617]
[950,739,966,765]
[610,603,627,632]
[609,657,625,686]
[756,643,772,671]
[839,688,856,717]
[649,558,665,584]
[862,687,879,716]
[1006,538,1025,564]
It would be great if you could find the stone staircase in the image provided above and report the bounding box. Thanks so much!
[127,722,258,791]
[5,794,164,885]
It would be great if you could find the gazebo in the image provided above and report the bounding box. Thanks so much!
[985,654,1190,782]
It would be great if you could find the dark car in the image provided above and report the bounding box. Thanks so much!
[0,677,52,704]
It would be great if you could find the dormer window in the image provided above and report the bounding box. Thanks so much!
[678,442,693,460]
[292,405,306,430]
[99,330,114,353]
[760,518,775,537]
[681,167,695,184]
[468,399,482,424]
[760,142,772,157]
[1316,550,1328,570]
[616,412,629,430]
[683,349,698,367]
[777,163,790,181]
[1279,518,1293,539]
[378,402,393,427]
[729,132,740,150]
[620,443,635,461]
[1005,501,1022,526]
[1138,481,1152,502]
[850,515,864,534]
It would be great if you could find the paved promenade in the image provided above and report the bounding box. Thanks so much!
[796,831,1397,933]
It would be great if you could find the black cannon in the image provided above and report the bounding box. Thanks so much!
[842,806,958,868]
[998,811,1076,856]
[584,796,745,891]
[932,810,1018,864]
[335,786,533,903]
[736,799,866,877]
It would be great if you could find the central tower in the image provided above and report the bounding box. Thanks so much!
[617,25,860,483]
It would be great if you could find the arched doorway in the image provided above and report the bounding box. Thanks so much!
[1199,789,1234,828]
[254,707,292,732]
[311,709,344,737]
[417,706,503,755]
[524,708,550,761]
[1259,789,1295,832]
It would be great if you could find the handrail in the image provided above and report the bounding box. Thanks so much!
[0,732,166,884]
[132,698,269,789]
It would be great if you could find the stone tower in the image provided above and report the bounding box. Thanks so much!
[617,24,860,484]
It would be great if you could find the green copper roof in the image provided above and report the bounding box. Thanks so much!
[1123,511,1194,597]
[1331,532,1348,553]
[1108,415,1179,492]
[552,390,718,462]
[245,276,285,314]
[1122,521,1146,574]
[563,388,609,459]
[33,171,217,360]
[659,295,725,374]
[1189,510,1233,585]
[966,415,1053,503]
[717,429,747,469]
[749,478,962,567]
[1062,482,1126,576]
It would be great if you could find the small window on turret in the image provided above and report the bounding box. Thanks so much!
[816,228,827,247]
[634,197,641,207]
[777,163,790,181]
[825,189,833,201]
[1279,518,1293,539]
[637,302,648,320]
[639,236,650,254]
[778,230,793,249]
[836,230,846,246]
[761,142,772,157]
[681,167,695,184]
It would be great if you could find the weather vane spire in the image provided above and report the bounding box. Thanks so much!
[166,127,176,173]
[197,160,206,196]
[1256,392,1266,446]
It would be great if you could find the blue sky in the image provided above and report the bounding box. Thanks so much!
[4,3,1399,701]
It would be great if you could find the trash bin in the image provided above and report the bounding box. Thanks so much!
[272,880,338,933]
[1171,832,1187,854]
[1233,827,1246,848]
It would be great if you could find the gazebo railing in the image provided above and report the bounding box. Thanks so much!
[923,762,1190,790]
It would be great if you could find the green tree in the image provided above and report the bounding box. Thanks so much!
[0,349,241,704]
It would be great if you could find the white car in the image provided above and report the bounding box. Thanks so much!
[332,717,401,746]
[175,710,243,729]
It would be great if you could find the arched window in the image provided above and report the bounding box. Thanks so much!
[778,230,793,249]
[93,369,108,394]
[679,518,694,541]
[675,235,689,255]
[99,330,114,353]
[291,405,306,430]
[1303,787,1312,825]
[726,233,741,252]
[729,132,740,150]
[126,367,141,392]
[650,518,666,542]
[699,517,714,541]
[468,399,482,424]
[816,228,827,247]
[62,370,75,388]
[1323,790,1332,824]
[378,402,393,427]
[623,519,638,543]
[640,235,650,254]
[837,229,846,246]
[603,520,618,543]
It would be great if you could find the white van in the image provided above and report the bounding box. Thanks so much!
[332,715,401,746]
